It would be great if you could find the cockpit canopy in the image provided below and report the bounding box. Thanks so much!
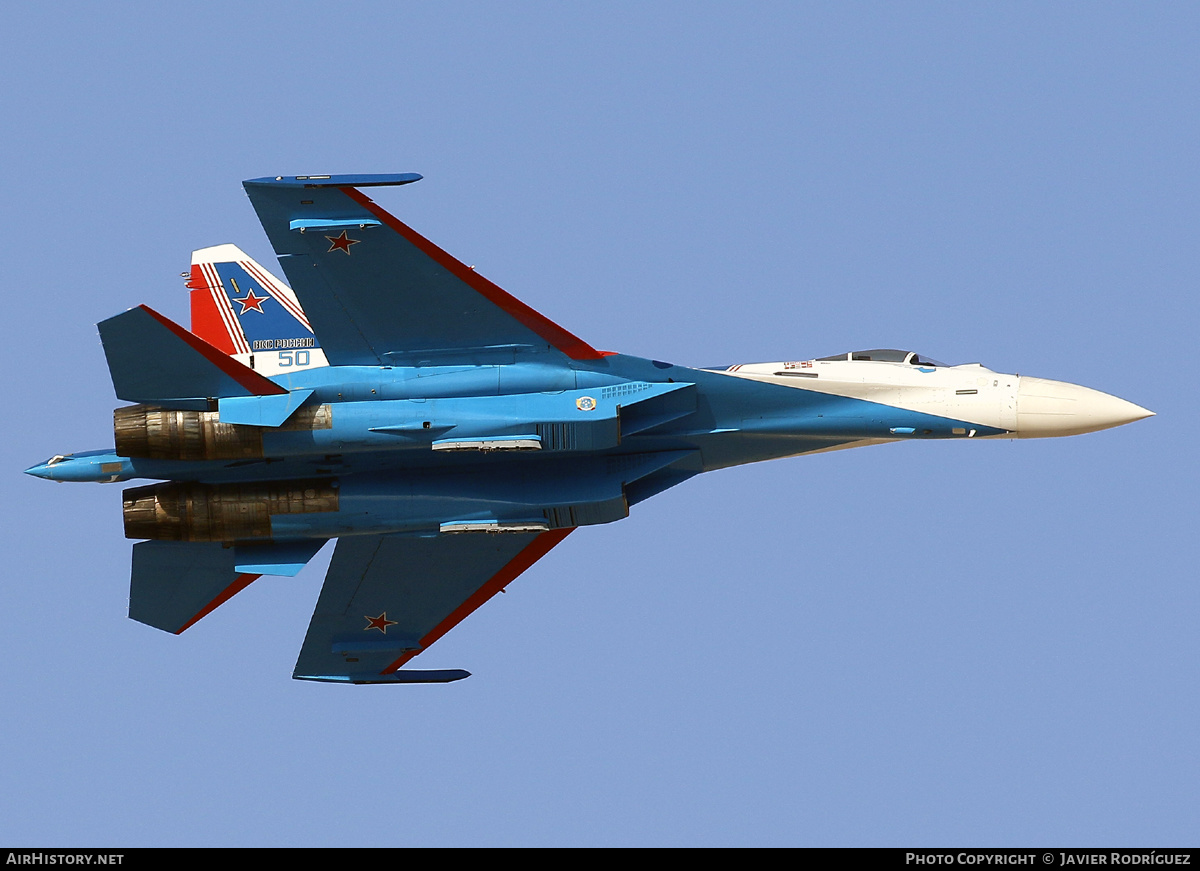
[816,348,948,367]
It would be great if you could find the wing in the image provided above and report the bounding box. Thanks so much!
[293,529,573,684]
[242,174,604,366]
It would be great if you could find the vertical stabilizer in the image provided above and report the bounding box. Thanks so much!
[188,244,328,376]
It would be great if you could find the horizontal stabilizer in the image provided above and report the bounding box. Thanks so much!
[99,305,286,403]
[129,541,260,634]
[131,539,327,633]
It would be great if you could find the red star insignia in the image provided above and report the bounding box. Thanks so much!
[365,612,398,633]
[234,288,267,314]
[326,231,361,255]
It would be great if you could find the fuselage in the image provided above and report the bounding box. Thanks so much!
[27,348,1151,506]
[725,349,1152,440]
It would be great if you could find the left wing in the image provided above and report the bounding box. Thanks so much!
[293,529,573,684]
[242,174,604,366]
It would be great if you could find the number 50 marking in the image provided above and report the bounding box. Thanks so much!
[278,350,311,367]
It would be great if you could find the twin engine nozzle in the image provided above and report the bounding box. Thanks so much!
[122,479,339,542]
[113,404,332,461]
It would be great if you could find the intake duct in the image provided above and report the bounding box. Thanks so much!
[123,479,338,542]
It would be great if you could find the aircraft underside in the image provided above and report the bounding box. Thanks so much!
[26,174,1152,683]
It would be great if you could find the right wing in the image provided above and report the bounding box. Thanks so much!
[242,174,604,366]
[293,529,572,684]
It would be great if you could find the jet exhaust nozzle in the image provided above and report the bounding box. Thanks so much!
[123,479,339,542]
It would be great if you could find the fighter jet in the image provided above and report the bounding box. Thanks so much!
[25,174,1154,684]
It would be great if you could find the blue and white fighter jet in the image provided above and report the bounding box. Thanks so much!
[26,174,1154,684]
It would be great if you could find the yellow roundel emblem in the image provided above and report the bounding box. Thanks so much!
[576,396,597,412]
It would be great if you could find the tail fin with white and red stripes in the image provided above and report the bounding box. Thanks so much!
[187,244,327,376]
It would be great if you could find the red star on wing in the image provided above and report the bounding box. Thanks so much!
[364,612,398,633]
[234,288,267,314]
[326,231,361,255]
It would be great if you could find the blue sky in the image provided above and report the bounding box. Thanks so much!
[3,3,1195,846]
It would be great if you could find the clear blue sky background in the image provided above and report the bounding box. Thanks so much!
[3,3,1195,847]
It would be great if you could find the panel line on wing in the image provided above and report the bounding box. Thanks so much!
[381,527,574,673]
[281,249,380,361]
[341,534,386,617]
[340,187,604,361]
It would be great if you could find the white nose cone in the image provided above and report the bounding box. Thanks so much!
[1016,377,1154,438]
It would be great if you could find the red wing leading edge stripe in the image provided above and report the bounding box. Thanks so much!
[175,573,262,635]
